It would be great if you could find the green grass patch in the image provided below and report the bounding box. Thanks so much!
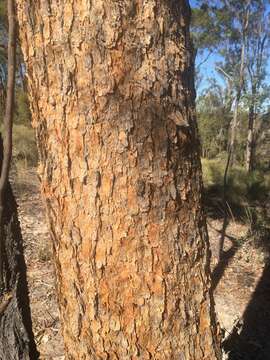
[202,158,270,220]
[12,124,38,168]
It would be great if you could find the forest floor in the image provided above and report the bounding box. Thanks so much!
[12,169,65,360]
[12,168,269,360]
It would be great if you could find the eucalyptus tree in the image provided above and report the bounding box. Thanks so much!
[245,0,270,171]
[16,0,222,358]
[192,0,270,170]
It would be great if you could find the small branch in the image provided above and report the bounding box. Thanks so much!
[196,50,214,69]
[215,66,233,82]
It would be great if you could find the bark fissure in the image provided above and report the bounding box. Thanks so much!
[16,1,221,359]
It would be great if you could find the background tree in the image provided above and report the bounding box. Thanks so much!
[245,0,270,171]
[0,0,35,168]
[0,0,37,358]
[192,0,270,170]
[192,0,270,261]
[0,0,7,106]
[16,0,222,358]
[197,0,251,166]
[197,79,232,158]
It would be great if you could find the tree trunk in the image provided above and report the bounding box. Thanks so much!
[246,83,257,173]
[0,0,17,290]
[0,0,38,357]
[16,1,221,359]
[0,138,38,360]
[227,1,250,168]
[246,104,255,172]
[228,42,245,168]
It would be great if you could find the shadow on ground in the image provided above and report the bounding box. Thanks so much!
[203,185,246,221]
[223,259,270,360]
[211,239,240,291]
[210,217,270,359]
[209,219,242,290]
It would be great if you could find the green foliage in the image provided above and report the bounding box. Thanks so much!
[194,1,270,258]
[0,0,6,32]
[14,89,31,126]
[196,85,231,158]
[192,0,270,110]
[191,6,222,54]
[0,84,35,168]
[198,111,228,159]
[202,158,270,219]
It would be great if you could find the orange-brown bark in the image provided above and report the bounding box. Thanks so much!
[16,1,221,358]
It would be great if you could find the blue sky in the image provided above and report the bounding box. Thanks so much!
[189,0,230,93]
[196,52,224,94]
[189,0,270,97]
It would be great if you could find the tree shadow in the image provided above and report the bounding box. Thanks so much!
[223,257,270,359]
[203,183,247,221]
[209,220,241,291]
[0,136,39,359]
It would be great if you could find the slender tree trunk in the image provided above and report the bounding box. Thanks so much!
[246,104,255,172]
[17,1,221,358]
[0,0,16,289]
[219,3,250,260]
[0,137,38,360]
[229,92,240,166]
[0,1,38,358]
[219,88,242,261]
[228,42,246,168]
[227,1,250,168]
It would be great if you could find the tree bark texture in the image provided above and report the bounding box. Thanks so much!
[16,1,221,359]
[0,138,38,360]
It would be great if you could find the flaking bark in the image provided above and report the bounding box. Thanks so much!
[16,1,222,358]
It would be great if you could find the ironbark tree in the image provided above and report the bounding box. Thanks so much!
[16,1,221,359]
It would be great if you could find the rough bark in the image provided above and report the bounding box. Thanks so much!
[17,1,221,359]
[0,138,38,360]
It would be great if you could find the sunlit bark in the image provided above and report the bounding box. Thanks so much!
[17,1,221,358]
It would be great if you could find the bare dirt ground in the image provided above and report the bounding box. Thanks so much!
[12,168,269,359]
[209,220,264,331]
[12,169,65,360]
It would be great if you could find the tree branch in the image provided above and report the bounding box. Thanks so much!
[215,66,233,82]
[196,49,214,69]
